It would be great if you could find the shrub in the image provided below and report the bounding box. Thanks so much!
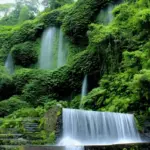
[11,41,38,67]
[22,50,102,106]
[7,107,45,119]
[12,68,41,94]
[39,10,61,28]
[62,0,110,44]
[0,96,30,117]
[0,71,15,100]
[10,20,43,46]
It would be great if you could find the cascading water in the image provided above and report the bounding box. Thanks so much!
[59,108,142,146]
[80,75,88,108]
[96,0,124,25]
[5,53,14,74]
[39,27,56,69]
[57,29,67,68]
[39,27,68,69]
[81,75,88,99]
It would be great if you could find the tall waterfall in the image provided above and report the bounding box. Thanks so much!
[5,53,14,74]
[59,108,141,146]
[39,27,67,69]
[39,27,56,69]
[57,29,67,68]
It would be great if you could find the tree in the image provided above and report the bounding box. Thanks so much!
[18,6,34,24]
[0,0,40,25]
[42,0,74,9]
[0,3,14,17]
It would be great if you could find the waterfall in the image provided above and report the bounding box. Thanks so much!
[80,75,88,108]
[39,27,68,69]
[81,75,88,99]
[59,108,142,146]
[57,29,67,68]
[96,0,123,25]
[5,53,14,74]
[39,27,56,69]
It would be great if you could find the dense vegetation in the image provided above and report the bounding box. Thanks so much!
[0,0,149,149]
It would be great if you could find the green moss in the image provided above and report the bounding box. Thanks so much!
[0,96,30,117]
[22,50,101,106]
[0,4,73,64]
[11,41,38,67]
[62,0,111,45]
[70,95,81,109]
[0,70,15,100]
[12,68,41,94]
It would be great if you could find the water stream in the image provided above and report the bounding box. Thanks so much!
[57,29,67,68]
[39,27,67,69]
[96,0,124,25]
[5,53,14,74]
[39,27,56,69]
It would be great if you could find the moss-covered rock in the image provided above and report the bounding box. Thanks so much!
[0,69,15,101]
[12,69,41,94]
[11,41,38,67]
[62,0,111,45]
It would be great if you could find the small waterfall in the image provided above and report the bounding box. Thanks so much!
[59,108,142,145]
[39,27,56,69]
[80,75,88,108]
[5,53,14,74]
[81,75,88,99]
[96,0,123,25]
[57,29,67,68]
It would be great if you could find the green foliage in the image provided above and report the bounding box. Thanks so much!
[0,69,15,101]
[0,96,30,117]
[22,50,101,106]
[70,95,81,109]
[0,0,39,26]
[39,4,73,28]
[123,51,144,72]
[48,131,55,144]
[7,107,45,119]
[11,41,38,67]
[0,0,149,141]
[12,68,40,94]
[0,3,73,63]
[18,6,34,24]
[10,20,43,46]
[130,69,150,102]
[44,100,68,110]
[62,0,110,44]
[39,9,61,28]
[48,0,73,9]
[82,88,106,110]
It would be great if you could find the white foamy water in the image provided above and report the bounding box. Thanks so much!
[5,53,14,74]
[57,29,67,68]
[39,27,56,69]
[39,27,68,69]
[59,108,142,146]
